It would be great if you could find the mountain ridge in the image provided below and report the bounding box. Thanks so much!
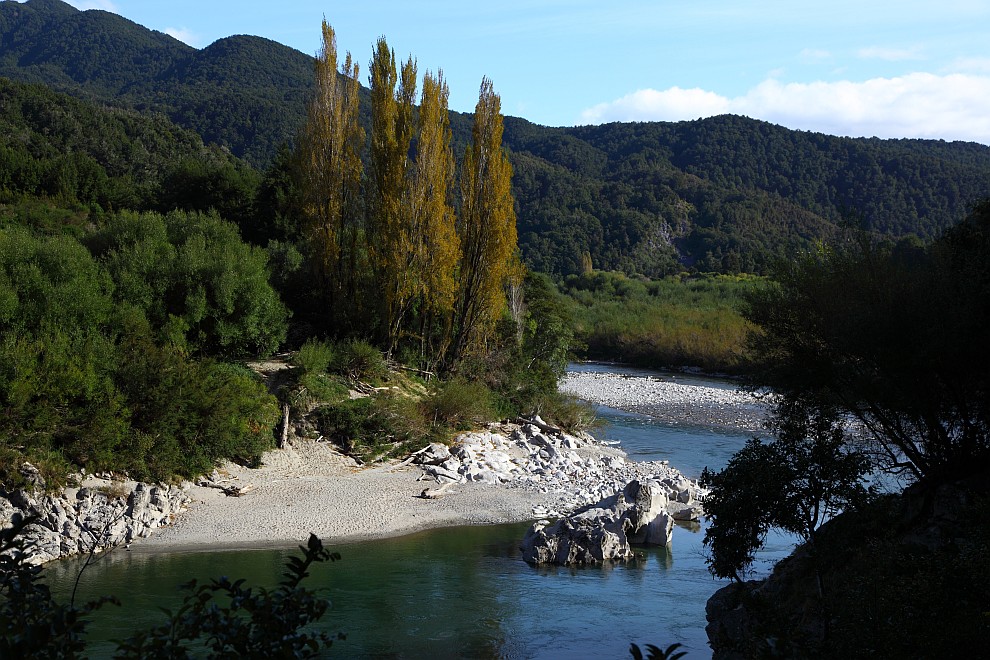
[3,0,989,276]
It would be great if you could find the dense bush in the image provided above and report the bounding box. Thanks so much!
[115,335,279,479]
[89,209,288,358]
[313,396,429,462]
[0,212,285,485]
[292,339,335,375]
[421,380,495,430]
[330,339,387,382]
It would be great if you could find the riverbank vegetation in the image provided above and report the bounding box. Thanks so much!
[701,200,990,655]
[559,270,762,372]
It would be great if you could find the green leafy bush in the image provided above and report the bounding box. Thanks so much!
[293,339,335,374]
[529,394,600,434]
[115,335,279,480]
[90,209,288,358]
[294,373,349,412]
[313,394,431,462]
[330,339,386,382]
[421,380,495,430]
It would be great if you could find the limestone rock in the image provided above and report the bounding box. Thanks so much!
[414,442,452,466]
[3,478,191,565]
[520,478,676,565]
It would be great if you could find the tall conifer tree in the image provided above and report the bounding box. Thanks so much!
[412,70,459,362]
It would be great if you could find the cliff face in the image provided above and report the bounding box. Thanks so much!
[705,475,990,658]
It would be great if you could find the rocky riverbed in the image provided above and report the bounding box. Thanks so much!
[560,370,769,433]
[414,419,706,566]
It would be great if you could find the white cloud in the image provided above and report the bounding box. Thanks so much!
[164,27,202,47]
[857,46,925,62]
[63,1,118,10]
[581,87,730,124]
[579,73,990,144]
[949,57,990,73]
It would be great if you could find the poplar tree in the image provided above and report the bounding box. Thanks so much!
[411,70,459,362]
[298,21,363,314]
[368,38,418,353]
[450,77,518,364]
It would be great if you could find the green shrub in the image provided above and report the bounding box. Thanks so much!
[114,336,278,480]
[90,210,289,358]
[422,380,495,430]
[330,339,386,382]
[312,398,383,460]
[313,394,431,462]
[292,339,335,374]
[531,394,600,434]
[293,372,349,412]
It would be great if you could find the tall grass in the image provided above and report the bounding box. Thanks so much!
[562,271,765,373]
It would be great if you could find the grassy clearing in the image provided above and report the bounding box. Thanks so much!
[561,271,766,373]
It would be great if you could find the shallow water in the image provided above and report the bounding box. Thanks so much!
[593,403,757,480]
[44,369,795,658]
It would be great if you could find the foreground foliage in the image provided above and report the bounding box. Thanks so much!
[703,201,990,653]
[745,201,990,483]
[0,520,340,658]
[701,410,873,581]
[116,534,341,658]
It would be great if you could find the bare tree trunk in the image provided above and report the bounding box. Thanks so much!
[279,403,290,449]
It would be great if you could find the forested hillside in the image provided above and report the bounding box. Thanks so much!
[0,77,256,219]
[3,0,990,277]
[0,0,314,165]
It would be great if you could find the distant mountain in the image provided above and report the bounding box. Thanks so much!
[3,0,990,276]
[505,116,990,274]
[0,0,313,165]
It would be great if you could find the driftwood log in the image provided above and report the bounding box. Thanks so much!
[196,477,256,497]
[516,416,563,436]
[419,482,456,499]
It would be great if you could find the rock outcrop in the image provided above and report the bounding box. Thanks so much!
[418,420,706,521]
[1,473,189,564]
[705,475,990,659]
[520,477,699,565]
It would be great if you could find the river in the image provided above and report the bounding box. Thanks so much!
[44,366,796,658]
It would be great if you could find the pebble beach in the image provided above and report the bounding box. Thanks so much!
[132,367,767,553]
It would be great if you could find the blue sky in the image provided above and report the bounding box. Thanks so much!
[59,0,990,143]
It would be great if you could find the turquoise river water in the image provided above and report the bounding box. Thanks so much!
[43,366,796,658]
